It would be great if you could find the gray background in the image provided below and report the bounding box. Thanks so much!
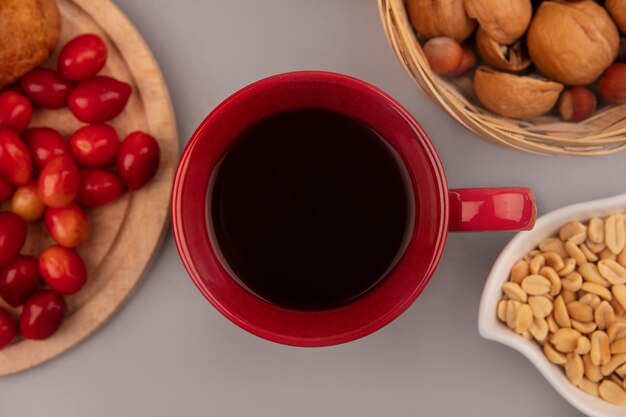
[3,1,624,416]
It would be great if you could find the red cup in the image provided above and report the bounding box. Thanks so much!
[172,71,536,347]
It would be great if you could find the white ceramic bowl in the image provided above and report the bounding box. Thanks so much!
[479,193,626,417]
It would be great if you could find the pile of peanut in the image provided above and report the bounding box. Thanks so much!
[497,213,626,405]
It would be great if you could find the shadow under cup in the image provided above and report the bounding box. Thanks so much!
[173,72,449,346]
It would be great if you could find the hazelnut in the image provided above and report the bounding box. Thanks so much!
[473,67,564,120]
[606,0,626,34]
[450,47,476,77]
[407,0,476,42]
[464,0,532,44]
[599,63,626,104]
[423,37,463,75]
[476,27,531,73]
[558,88,597,122]
[527,1,619,86]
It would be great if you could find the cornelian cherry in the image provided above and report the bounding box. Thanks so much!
[38,246,87,294]
[45,204,89,248]
[12,183,45,222]
[20,68,73,109]
[117,131,160,190]
[0,176,15,203]
[0,307,16,349]
[67,76,131,123]
[0,256,40,307]
[24,127,70,170]
[0,130,33,186]
[38,156,80,208]
[20,290,65,340]
[0,211,27,266]
[77,169,125,207]
[70,124,120,167]
[58,34,107,81]
[0,91,32,133]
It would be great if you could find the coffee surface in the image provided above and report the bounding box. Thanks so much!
[211,108,409,310]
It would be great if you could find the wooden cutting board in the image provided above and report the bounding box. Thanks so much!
[0,0,179,376]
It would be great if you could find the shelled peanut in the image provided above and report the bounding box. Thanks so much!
[497,213,626,405]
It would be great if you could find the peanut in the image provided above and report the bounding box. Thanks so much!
[581,244,599,263]
[516,304,533,333]
[571,320,597,334]
[552,328,582,353]
[497,213,626,406]
[528,296,552,319]
[598,259,626,285]
[595,301,616,330]
[522,275,551,296]
[565,241,587,266]
[576,336,591,355]
[565,353,584,385]
[558,258,576,277]
[599,380,626,405]
[601,248,618,261]
[560,221,587,241]
[540,266,561,296]
[539,237,567,258]
[510,260,530,284]
[581,282,612,301]
[591,331,611,367]
[578,378,599,396]
[567,301,594,322]
[579,263,610,287]
[605,214,626,255]
[584,354,604,382]
[502,282,527,302]
[561,272,582,292]
[588,218,605,244]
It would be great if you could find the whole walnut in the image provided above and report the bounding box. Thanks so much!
[407,0,476,42]
[527,1,619,86]
[0,0,60,88]
[464,0,532,45]
[606,0,626,34]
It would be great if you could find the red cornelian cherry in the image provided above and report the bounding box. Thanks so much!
[117,131,160,190]
[38,155,80,208]
[70,124,120,167]
[0,91,33,134]
[45,203,89,248]
[19,290,65,340]
[67,76,131,123]
[0,307,17,349]
[0,256,40,307]
[38,246,87,294]
[0,211,27,266]
[77,169,125,207]
[24,127,70,170]
[58,34,107,81]
[20,68,73,109]
[0,130,33,186]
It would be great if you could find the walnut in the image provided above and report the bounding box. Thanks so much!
[527,1,619,86]
[473,67,564,120]
[407,0,476,42]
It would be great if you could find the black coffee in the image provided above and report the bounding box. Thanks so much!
[211,108,410,310]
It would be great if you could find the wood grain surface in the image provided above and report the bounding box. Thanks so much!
[0,0,179,376]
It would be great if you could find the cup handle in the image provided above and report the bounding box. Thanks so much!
[448,188,536,232]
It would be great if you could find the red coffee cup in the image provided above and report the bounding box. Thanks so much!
[172,71,535,347]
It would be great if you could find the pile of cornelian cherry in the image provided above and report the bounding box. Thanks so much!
[0,33,160,349]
